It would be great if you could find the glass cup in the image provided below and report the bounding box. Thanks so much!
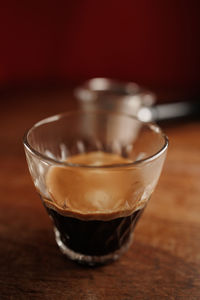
[23,110,168,266]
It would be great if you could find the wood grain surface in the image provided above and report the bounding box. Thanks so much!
[0,88,200,299]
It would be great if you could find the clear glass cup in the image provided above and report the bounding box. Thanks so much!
[23,110,168,266]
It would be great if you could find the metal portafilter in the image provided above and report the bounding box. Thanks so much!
[75,78,200,122]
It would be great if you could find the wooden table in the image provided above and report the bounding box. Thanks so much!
[1,87,200,299]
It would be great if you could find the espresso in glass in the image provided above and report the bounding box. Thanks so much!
[23,111,168,266]
[43,151,147,264]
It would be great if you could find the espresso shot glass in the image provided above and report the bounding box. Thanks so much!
[23,111,168,266]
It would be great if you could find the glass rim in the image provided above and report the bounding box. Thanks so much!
[23,110,168,169]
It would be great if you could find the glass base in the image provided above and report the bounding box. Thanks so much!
[54,227,133,266]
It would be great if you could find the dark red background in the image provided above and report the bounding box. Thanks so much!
[0,0,199,93]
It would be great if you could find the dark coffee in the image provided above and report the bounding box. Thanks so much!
[44,151,147,262]
[45,205,144,256]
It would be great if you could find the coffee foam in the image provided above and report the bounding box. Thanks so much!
[44,151,148,220]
